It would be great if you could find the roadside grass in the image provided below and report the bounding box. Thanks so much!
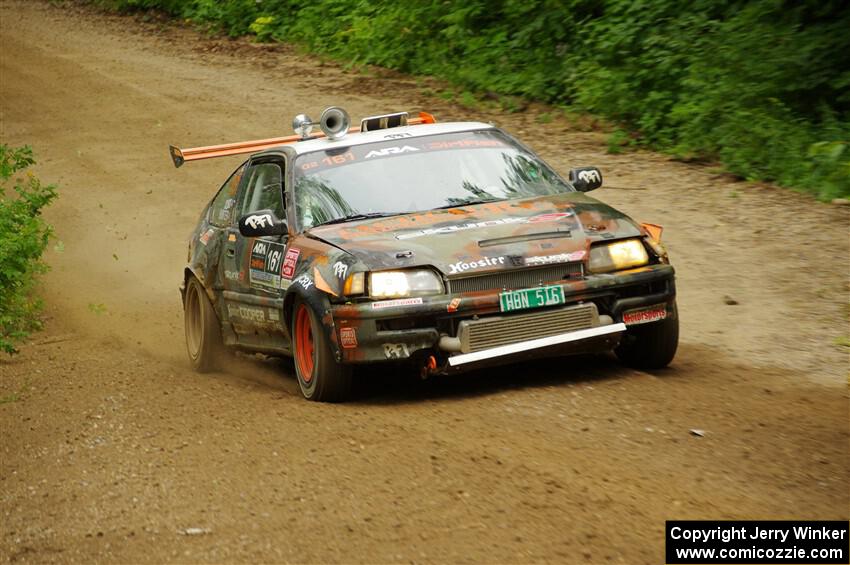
[0,144,58,355]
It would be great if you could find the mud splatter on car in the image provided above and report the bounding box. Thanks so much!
[174,108,678,401]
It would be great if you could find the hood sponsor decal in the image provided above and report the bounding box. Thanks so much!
[449,256,506,275]
[395,212,574,240]
[523,250,587,266]
[371,297,424,310]
[249,240,287,290]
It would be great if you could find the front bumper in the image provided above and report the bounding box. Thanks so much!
[331,263,676,370]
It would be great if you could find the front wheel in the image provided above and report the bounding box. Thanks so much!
[291,299,352,402]
[184,276,223,372]
[615,302,679,369]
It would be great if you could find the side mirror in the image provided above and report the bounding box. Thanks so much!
[569,167,603,192]
[238,210,288,237]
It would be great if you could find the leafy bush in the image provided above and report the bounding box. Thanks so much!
[95,0,850,199]
[0,145,58,355]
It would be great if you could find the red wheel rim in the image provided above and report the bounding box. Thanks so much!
[294,305,314,382]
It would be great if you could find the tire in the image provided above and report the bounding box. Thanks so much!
[615,302,679,370]
[184,276,223,372]
[291,298,352,402]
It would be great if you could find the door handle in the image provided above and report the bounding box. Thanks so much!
[226,248,235,257]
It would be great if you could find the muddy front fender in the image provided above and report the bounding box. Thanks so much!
[282,281,345,362]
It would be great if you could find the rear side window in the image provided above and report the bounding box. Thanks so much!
[209,163,246,227]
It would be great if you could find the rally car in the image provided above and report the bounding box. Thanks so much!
[172,107,678,402]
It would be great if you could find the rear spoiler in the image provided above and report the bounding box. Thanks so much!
[169,111,436,168]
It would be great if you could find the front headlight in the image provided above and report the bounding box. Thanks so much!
[588,239,649,273]
[369,269,444,299]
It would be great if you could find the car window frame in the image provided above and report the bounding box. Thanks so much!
[207,161,247,228]
[236,159,286,219]
[289,128,575,231]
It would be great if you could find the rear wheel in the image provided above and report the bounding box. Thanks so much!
[615,302,679,369]
[184,276,223,372]
[291,299,352,402]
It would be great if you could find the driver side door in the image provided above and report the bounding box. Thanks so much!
[221,158,289,339]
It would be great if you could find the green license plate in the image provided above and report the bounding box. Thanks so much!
[499,285,565,312]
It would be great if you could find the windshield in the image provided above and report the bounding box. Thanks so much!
[293,130,574,229]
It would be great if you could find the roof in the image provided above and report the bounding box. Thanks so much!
[169,117,496,168]
[286,121,495,156]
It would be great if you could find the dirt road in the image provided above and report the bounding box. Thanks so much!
[1,1,848,563]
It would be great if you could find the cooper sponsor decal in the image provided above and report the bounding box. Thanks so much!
[447,298,461,313]
[395,212,575,240]
[281,248,300,280]
[523,250,587,266]
[340,327,357,349]
[371,297,424,310]
[249,240,287,290]
[227,304,265,323]
[622,304,667,326]
[448,256,505,275]
[224,270,241,281]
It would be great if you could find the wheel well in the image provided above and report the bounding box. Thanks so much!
[181,268,193,303]
[183,268,217,305]
[282,291,299,339]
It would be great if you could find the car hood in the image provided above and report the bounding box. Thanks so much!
[307,192,644,277]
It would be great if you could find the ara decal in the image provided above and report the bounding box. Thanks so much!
[249,240,286,290]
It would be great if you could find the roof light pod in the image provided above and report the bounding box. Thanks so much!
[360,112,409,132]
[319,106,351,140]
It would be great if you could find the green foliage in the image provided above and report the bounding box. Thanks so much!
[0,145,58,355]
[97,0,850,199]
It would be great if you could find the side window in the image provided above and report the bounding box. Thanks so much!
[239,162,285,220]
[209,163,246,227]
